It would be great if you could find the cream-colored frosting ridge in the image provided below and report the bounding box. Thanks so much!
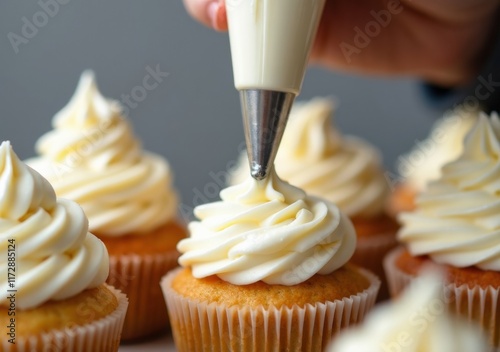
[398,113,500,270]
[178,169,356,285]
[27,71,177,236]
[328,271,488,351]
[0,141,109,310]
[397,109,476,191]
[231,98,389,218]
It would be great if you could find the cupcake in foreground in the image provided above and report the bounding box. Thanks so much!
[328,270,488,352]
[161,169,380,352]
[388,109,476,215]
[384,113,500,349]
[26,71,186,341]
[0,141,127,351]
[231,98,397,299]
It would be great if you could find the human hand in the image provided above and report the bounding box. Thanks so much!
[183,0,499,87]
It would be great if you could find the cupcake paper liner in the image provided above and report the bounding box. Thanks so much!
[161,267,380,352]
[351,232,398,301]
[384,246,500,350]
[107,250,180,341]
[1,285,128,352]
[383,246,412,298]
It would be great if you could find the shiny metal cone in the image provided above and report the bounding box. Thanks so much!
[240,89,295,180]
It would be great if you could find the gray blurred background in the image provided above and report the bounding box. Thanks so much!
[0,1,440,217]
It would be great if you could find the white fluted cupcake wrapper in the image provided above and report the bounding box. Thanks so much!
[384,246,500,351]
[351,232,398,301]
[383,246,412,297]
[448,284,500,351]
[107,251,179,341]
[1,285,128,352]
[161,267,380,352]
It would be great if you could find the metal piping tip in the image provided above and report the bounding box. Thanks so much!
[240,89,295,180]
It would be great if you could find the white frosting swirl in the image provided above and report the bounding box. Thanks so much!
[231,98,389,218]
[0,141,109,310]
[178,169,356,285]
[27,71,177,236]
[398,109,476,191]
[398,113,500,270]
[329,271,488,352]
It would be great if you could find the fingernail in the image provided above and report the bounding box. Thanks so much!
[207,2,220,30]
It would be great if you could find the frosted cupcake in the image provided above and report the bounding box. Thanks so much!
[384,113,500,349]
[231,98,397,299]
[328,270,488,352]
[0,141,127,351]
[388,109,476,215]
[161,169,380,352]
[26,71,186,341]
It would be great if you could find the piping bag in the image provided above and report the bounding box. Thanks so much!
[226,0,326,180]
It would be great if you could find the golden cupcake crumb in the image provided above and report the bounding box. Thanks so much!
[351,213,399,239]
[99,220,186,256]
[395,248,500,289]
[172,265,370,309]
[0,284,118,336]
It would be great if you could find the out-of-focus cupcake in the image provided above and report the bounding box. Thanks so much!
[161,169,380,352]
[384,113,500,349]
[26,71,186,341]
[388,109,476,216]
[328,270,488,352]
[0,141,127,351]
[231,98,397,299]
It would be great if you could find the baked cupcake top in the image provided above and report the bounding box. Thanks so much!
[328,271,487,351]
[0,141,109,309]
[178,169,356,285]
[27,71,177,236]
[398,113,500,270]
[397,110,476,192]
[231,98,389,218]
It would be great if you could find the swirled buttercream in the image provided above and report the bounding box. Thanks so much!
[0,141,109,310]
[328,271,488,351]
[178,169,356,285]
[397,110,476,192]
[27,71,177,236]
[398,113,500,270]
[230,98,389,218]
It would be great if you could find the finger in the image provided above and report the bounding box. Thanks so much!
[183,0,213,27]
[183,0,228,31]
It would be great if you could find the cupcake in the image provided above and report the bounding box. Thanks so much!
[0,141,127,351]
[231,98,397,299]
[161,169,380,352]
[388,108,476,216]
[328,270,488,352]
[384,113,500,349]
[26,71,186,341]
